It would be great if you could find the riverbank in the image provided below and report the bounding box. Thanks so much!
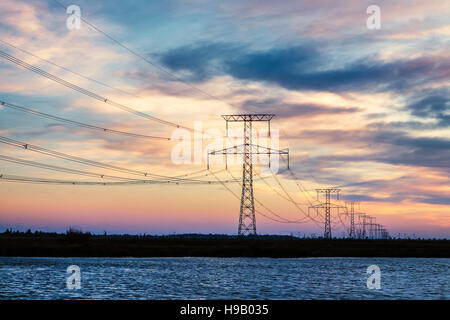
[0,234,448,257]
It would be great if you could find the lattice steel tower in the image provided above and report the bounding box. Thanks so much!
[208,114,289,236]
[360,213,367,239]
[309,188,341,239]
[346,201,359,238]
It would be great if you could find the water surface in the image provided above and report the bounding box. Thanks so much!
[0,257,448,299]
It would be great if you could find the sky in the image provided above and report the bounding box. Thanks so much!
[0,0,449,238]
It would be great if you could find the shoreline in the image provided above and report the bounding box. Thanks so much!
[1,236,449,258]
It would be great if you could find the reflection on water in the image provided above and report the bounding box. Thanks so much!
[0,257,448,299]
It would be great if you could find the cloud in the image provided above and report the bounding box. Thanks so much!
[156,42,242,82]
[0,0,47,35]
[240,98,360,118]
[405,87,450,127]
[226,52,449,93]
[337,175,450,206]
[419,195,450,206]
[365,87,449,130]
[157,41,450,94]
[296,128,450,169]
[343,192,450,206]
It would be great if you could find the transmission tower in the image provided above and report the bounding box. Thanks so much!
[359,213,367,239]
[381,227,389,239]
[346,201,359,238]
[208,114,289,236]
[355,210,389,240]
[366,216,375,239]
[309,188,341,239]
[366,215,371,238]
[375,224,383,239]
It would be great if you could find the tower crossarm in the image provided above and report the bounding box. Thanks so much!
[315,188,341,194]
[209,144,288,155]
[221,114,275,121]
[309,203,344,209]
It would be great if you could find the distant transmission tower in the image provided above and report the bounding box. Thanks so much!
[346,201,359,238]
[358,212,367,239]
[309,188,341,239]
[208,114,289,236]
[362,213,368,239]
[367,216,375,239]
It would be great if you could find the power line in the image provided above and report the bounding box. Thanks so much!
[51,0,239,109]
[254,165,323,225]
[337,207,350,234]
[260,171,323,226]
[0,4,389,236]
[0,173,217,186]
[0,38,140,99]
[225,169,308,224]
[268,173,377,236]
[0,154,219,182]
[0,154,140,181]
[276,124,323,192]
[279,152,353,230]
[0,135,239,183]
[172,168,208,178]
[271,173,308,216]
[0,135,159,178]
[278,156,323,215]
[285,166,318,205]
[272,173,327,227]
[0,100,172,141]
[0,39,227,136]
[209,169,307,224]
[257,172,293,202]
[0,50,230,140]
[0,50,194,131]
[255,172,312,222]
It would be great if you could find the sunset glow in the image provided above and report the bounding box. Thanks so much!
[0,0,449,238]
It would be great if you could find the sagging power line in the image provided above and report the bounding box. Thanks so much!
[51,0,240,110]
[0,10,391,237]
[0,173,220,186]
[0,38,140,99]
[0,135,240,184]
[0,100,172,141]
[0,50,198,132]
